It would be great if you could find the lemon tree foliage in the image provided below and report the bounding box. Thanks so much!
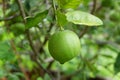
[114,53,120,74]
[57,0,82,9]
[26,10,48,28]
[0,41,14,61]
[56,10,67,26]
[0,0,120,80]
[66,11,103,26]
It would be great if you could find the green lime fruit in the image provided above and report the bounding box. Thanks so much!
[48,30,81,64]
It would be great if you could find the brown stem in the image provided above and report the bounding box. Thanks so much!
[16,0,26,23]
[91,0,97,14]
[79,26,89,38]
[36,60,55,80]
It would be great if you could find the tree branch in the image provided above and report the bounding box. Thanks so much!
[16,0,26,23]
[16,0,55,79]
[79,26,89,38]
[10,40,30,80]
[16,0,39,58]
[0,13,19,21]
[91,0,97,14]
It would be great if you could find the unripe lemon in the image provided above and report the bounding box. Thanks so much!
[48,30,80,64]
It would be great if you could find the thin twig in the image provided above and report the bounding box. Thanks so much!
[36,60,55,80]
[79,26,89,38]
[91,0,97,14]
[16,0,26,23]
[0,13,20,21]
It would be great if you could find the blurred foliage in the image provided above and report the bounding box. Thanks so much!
[0,0,120,80]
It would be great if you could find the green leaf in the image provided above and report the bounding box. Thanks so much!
[37,77,43,80]
[8,74,19,80]
[58,0,82,9]
[65,11,103,26]
[21,55,35,71]
[0,69,7,78]
[114,53,120,74]
[0,41,15,61]
[44,74,51,80]
[56,10,67,26]
[26,10,48,28]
